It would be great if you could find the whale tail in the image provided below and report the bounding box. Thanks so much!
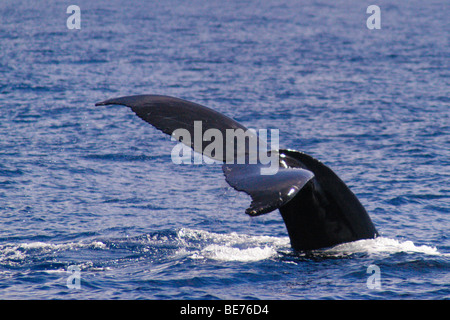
[96,94,378,250]
[96,95,314,216]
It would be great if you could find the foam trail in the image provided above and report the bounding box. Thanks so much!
[177,228,290,262]
[1,230,445,267]
[198,245,277,262]
[0,240,107,264]
[177,229,446,261]
[320,237,441,257]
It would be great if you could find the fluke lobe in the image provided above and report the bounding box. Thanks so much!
[96,95,378,251]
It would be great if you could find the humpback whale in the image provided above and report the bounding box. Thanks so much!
[96,95,378,251]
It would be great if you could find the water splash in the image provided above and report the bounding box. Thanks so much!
[176,228,290,262]
[319,237,441,257]
[176,229,445,261]
[0,229,445,268]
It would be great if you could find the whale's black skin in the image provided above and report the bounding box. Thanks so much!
[277,149,378,250]
[96,95,379,251]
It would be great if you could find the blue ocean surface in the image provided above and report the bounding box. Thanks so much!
[0,0,449,299]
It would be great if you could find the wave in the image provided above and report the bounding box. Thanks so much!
[175,228,446,261]
[0,229,446,269]
[176,228,290,262]
[0,240,107,269]
[319,237,442,257]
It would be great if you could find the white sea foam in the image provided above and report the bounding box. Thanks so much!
[176,228,445,261]
[0,229,445,266]
[320,237,441,257]
[199,245,277,262]
[177,228,289,262]
[177,228,289,247]
[0,240,107,264]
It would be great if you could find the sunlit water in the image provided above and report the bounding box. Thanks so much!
[0,0,448,299]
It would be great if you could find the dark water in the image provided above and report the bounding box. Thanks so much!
[0,0,449,299]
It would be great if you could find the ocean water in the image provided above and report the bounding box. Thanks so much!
[0,0,449,300]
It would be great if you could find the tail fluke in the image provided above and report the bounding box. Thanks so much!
[97,95,314,216]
